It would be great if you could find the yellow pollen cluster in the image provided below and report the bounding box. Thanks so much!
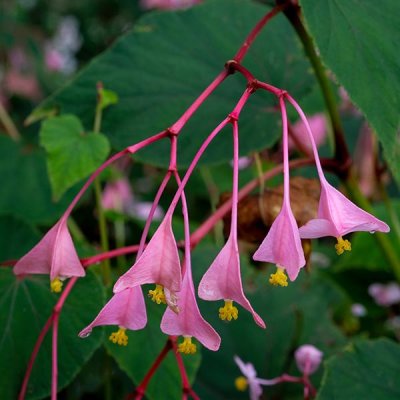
[109,327,128,346]
[219,300,239,321]
[335,236,352,255]
[50,278,63,293]
[148,285,166,304]
[178,336,196,354]
[269,267,288,287]
[235,376,248,391]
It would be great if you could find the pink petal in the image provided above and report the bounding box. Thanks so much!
[79,287,147,337]
[13,219,85,280]
[319,181,390,236]
[113,215,182,293]
[253,203,305,281]
[198,235,265,328]
[161,267,220,351]
[299,218,338,239]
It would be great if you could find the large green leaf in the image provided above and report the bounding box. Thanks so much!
[317,339,400,400]
[32,0,314,167]
[0,136,72,225]
[0,215,40,261]
[40,115,110,200]
[0,269,105,400]
[299,0,400,184]
[105,297,201,400]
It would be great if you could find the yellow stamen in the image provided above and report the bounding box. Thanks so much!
[50,278,63,293]
[269,267,288,287]
[109,327,128,346]
[335,236,352,255]
[235,376,248,391]
[177,336,196,354]
[219,299,239,321]
[148,284,166,304]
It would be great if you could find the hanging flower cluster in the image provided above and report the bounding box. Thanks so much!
[13,76,390,358]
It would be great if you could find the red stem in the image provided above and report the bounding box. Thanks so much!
[18,278,79,399]
[132,339,173,400]
[234,4,287,62]
[51,315,60,400]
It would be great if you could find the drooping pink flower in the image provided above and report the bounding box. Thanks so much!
[253,96,305,282]
[160,259,220,354]
[368,282,400,307]
[13,219,85,291]
[253,202,306,281]
[113,215,182,303]
[198,235,265,328]
[299,178,390,254]
[79,287,147,346]
[294,344,323,375]
[288,113,327,152]
[234,356,278,400]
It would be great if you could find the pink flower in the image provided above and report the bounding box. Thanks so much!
[234,356,278,400]
[113,215,182,306]
[45,47,64,72]
[198,235,265,328]
[288,113,327,152]
[79,287,147,346]
[160,261,220,354]
[13,219,85,292]
[294,344,323,375]
[368,282,400,307]
[253,202,306,281]
[299,178,390,254]
[102,178,134,212]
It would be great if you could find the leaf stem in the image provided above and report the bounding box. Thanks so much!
[0,101,21,141]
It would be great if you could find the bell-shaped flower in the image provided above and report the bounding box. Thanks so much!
[294,344,323,375]
[198,235,265,328]
[113,215,182,308]
[253,202,306,282]
[79,286,147,346]
[13,218,85,292]
[160,259,220,354]
[299,178,390,255]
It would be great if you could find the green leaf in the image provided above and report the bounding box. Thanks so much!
[0,269,105,400]
[0,215,40,260]
[106,298,201,400]
[33,0,314,168]
[317,339,400,400]
[98,87,119,110]
[0,136,73,224]
[299,0,400,185]
[40,115,110,200]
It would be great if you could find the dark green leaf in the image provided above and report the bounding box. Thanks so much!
[0,215,40,260]
[40,115,110,199]
[317,339,400,400]
[0,269,105,400]
[33,0,314,167]
[299,0,400,184]
[0,136,72,225]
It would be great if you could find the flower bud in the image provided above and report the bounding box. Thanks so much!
[295,344,323,375]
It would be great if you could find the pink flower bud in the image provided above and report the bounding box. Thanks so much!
[368,282,400,307]
[295,344,323,375]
